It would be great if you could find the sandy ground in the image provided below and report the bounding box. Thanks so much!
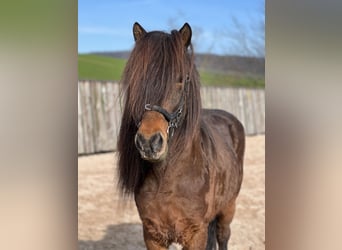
[78,135,265,250]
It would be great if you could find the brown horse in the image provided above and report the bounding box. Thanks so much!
[117,22,245,250]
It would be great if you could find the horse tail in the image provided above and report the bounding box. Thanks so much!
[205,218,217,250]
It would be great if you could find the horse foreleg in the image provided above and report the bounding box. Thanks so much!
[216,200,236,250]
[182,227,208,250]
[143,228,168,250]
[144,239,168,250]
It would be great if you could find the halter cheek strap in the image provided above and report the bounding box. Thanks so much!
[143,75,189,138]
[144,95,184,138]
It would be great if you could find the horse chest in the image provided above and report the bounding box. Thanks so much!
[136,191,207,245]
[135,175,211,244]
[136,185,208,219]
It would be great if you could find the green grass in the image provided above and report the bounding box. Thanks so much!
[78,54,264,88]
[199,71,264,88]
[78,54,126,81]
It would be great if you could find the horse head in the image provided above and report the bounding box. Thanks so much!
[129,22,193,162]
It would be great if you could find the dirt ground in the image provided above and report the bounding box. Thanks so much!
[78,135,265,250]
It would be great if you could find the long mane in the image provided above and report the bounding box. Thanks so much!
[117,29,202,195]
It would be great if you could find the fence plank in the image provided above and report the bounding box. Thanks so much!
[82,81,95,154]
[94,83,106,151]
[78,81,265,155]
[78,83,85,154]
[103,82,115,151]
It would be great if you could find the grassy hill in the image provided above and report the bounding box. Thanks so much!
[78,53,264,88]
[199,71,264,88]
[78,54,126,81]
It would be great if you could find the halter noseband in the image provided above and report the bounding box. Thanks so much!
[143,75,189,138]
[144,96,184,137]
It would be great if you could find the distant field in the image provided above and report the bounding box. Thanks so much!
[199,71,264,88]
[78,54,264,88]
[78,54,126,81]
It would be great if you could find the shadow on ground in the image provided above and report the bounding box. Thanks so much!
[79,223,146,250]
[79,223,183,250]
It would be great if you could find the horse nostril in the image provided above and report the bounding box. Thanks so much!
[150,133,163,153]
[135,133,145,151]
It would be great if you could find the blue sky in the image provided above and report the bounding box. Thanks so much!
[78,0,264,56]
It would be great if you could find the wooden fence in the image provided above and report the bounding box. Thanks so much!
[78,81,265,155]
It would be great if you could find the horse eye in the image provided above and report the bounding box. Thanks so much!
[176,76,183,83]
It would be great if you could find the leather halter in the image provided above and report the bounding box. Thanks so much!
[143,75,189,138]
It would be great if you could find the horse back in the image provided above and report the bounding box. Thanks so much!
[200,109,245,199]
[201,109,245,164]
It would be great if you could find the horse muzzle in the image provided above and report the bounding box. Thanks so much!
[135,132,167,162]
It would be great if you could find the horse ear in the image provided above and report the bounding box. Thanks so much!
[133,22,147,41]
[179,23,192,47]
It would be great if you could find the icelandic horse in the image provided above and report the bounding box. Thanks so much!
[117,22,245,250]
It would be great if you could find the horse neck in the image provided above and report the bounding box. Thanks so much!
[145,145,203,198]
[150,129,202,178]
